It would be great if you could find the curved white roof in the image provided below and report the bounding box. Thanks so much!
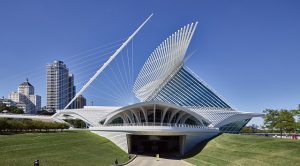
[102,101,210,126]
[133,22,198,101]
[188,107,263,127]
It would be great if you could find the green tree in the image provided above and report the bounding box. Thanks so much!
[64,119,86,128]
[38,110,55,115]
[291,109,300,115]
[60,123,69,131]
[240,127,253,133]
[10,106,24,114]
[275,110,296,137]
[0,104,8,112]
[295,121,300,132]
[263,109,279,132]
[264,109,297,137]
[0,118,8,131]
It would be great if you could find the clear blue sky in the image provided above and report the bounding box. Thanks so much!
[1,0,300,125]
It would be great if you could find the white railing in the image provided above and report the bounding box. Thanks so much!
[104,122,212,129]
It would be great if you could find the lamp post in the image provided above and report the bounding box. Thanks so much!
[34,160,39,166]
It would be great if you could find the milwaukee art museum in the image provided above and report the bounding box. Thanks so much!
[51,20,263,155]
[1,16,262,155]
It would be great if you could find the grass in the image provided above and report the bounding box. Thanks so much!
[0,130,129,166]
[2,131,299,166]
[185,134,300,166]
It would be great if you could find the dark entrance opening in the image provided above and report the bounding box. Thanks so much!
[128,135,182,155]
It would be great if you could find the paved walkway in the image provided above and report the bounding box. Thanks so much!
[126,155,193,166]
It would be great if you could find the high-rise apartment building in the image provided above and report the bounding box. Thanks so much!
[46,60,76,110]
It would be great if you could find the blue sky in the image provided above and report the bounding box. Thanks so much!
[1,0,300,125]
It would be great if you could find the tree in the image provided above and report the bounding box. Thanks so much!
[9,106,24,114]
[240,127,253,133]
[0,104,8,112]
[263,109,297,138]
[275,110,296,137]
[64,119,86,128]
[291,109,300,123]
[263,109,279,132]
[291,109,300,115]
[60,123,69,131]
[0,118,8,131]
[38,110,55,115]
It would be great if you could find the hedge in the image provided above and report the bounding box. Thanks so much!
[0,118,69,132]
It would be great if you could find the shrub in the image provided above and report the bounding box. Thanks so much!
[0,118,69,133]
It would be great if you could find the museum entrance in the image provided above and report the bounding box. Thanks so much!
[128,135,183,155]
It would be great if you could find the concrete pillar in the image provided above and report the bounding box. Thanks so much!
[126,134,132,154]
[180,135,186,155]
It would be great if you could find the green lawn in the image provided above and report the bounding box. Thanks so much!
[0,131,129,166]
[185,134,300,166]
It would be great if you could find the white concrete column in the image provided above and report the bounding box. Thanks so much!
[161,107,170,125]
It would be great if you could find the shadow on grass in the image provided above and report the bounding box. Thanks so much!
[182,133,222,159]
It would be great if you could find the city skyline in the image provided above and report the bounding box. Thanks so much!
[1,1,300,125]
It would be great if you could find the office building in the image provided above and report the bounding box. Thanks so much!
[76,95,86,109]
[9,79,41,114]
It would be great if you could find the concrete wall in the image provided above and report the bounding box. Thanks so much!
[91,130,129,152]
[90,126,220,155]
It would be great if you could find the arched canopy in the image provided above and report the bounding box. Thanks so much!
[102,101,210,126]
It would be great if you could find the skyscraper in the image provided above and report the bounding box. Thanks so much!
[46,60,76,110]
[68,74,76,109]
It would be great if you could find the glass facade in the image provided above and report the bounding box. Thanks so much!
[150,67,231,108]
[219,119,251,134]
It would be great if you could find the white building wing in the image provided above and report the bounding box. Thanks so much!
[133,22,198,101]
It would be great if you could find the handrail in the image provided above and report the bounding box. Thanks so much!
[103,122,213,129]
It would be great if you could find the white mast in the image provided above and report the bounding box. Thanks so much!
[64,14,153,109]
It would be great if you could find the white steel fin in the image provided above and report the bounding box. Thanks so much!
[133,22,198,101]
